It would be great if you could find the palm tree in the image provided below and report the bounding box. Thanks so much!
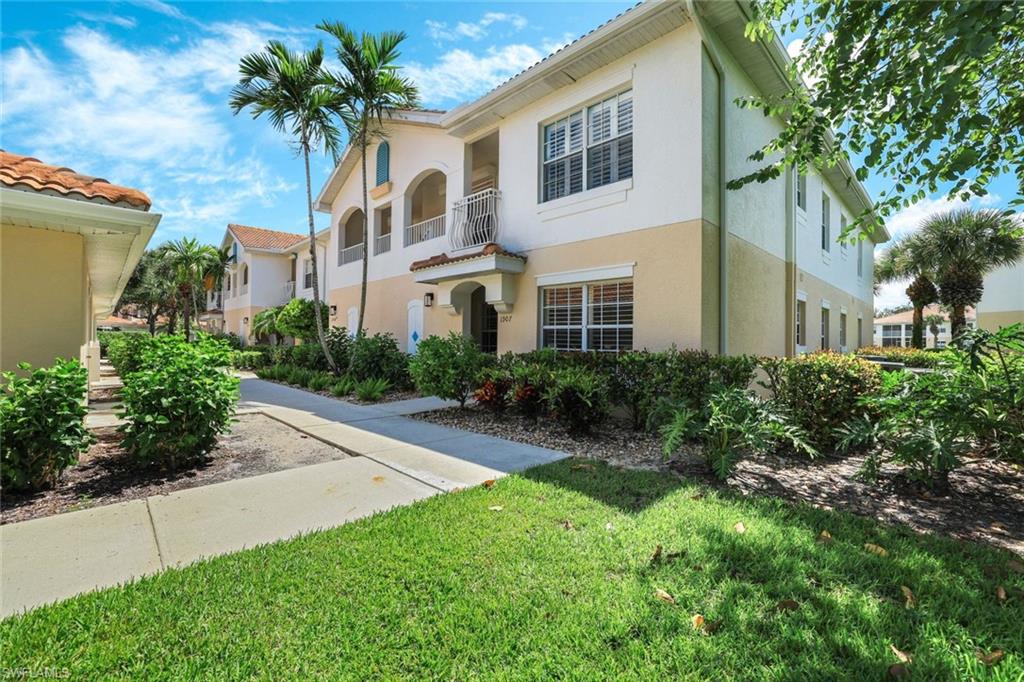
[318,21,418,370]
[875,240,938,349]
[162,238,220,341]
[230,41,344,373]
[252,306,281,344]
[924,312,945,347]
[119,249,176,336]
[912,208,1023,339]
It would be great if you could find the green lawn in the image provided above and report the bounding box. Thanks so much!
[3,459,1021,679]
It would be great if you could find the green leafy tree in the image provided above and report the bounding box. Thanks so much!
[230,41,343,374]
[911,208,1023,338]
[874,241,938,349]
[119,249,175,335]
[318,21,418,371]
[924,313,946,348]
[252,306,282,344]
[161,237,220,342]
[735,1,1024,232]
[275,298,329,343]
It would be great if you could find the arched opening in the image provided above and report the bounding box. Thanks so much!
[339,209,365,265]
[376,142,390,186]
[450,280,497,353]
[405,170,446,245]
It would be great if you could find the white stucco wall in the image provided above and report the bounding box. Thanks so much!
[978,261,1024,314]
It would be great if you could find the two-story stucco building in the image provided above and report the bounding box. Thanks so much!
[219,0,887,355]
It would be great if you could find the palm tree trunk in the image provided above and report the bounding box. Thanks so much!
[352,122,370,374]
[950,306,967,341]
[911,304,924,349]
[183,286,192,341]
[302,131,340,375]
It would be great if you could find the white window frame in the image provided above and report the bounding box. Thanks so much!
[821,193,831,254]
[541,89,633,203]
[795,291,808,353]
[539,279,634,352]
[857,238,864,279]
[796,171,807,211]
[302,258,313,290]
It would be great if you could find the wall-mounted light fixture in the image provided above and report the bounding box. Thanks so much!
[329,305,338,316]
[243,317,249,324]
[423,293,434,307]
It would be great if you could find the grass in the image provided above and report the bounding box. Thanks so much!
[2,459,1021,679]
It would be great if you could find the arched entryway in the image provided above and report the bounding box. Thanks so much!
[450,281,497,353]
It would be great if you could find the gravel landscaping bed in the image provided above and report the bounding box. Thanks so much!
[414,406,1024,554]
[1,413,348,525]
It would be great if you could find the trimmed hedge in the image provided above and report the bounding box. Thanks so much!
[855,345,949,369]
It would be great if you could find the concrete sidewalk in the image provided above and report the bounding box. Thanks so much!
[1,380,567,618]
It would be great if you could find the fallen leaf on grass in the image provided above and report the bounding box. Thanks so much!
[817,530,833,544]
[488,505,504,512]
[691,614,705,630]
[890,644,913,664]
[654,589,676,605]
[996,585,1007,603]
[1008,559,1024,574]
[690,493,705,501]
[901,586,916,609]
[703,619,723,634]
[865,543,889,557]
[605,522,614,531]
[734,522,747,534]
[482,479,496,488]
[888,663,910,679]
[561,519,575,531]
[570,462,593,471]
[650,545,663,564]
[976,649,1005,666]
[775,599,800,612]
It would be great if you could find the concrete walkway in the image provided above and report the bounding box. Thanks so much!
[1,379,567,618]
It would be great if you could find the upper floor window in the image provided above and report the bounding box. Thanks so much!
[796,172,807,211]
[303,259,313,290]
[376,142,390,186]
[242,264,249,285]
[821,194,831,252]
[857,239,864,277]
[840,215,848,256]
[542,89,633,202]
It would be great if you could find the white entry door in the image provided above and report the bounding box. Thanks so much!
[347,306,359,337]
[407,299,424,354]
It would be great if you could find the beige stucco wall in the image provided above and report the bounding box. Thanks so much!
[796,269,873,352]
[978,310,1024,331]
[1,224,90,373]
[223,306,265,346]
[727,234,788,357]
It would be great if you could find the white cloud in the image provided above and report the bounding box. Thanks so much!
[125,0,188,21]
[405,44,544,105]
[72,12,138,29]
[425,12,527,42]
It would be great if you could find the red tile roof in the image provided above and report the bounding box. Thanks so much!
[227,223,306,251]
[0,150,152,210]
[410,242,526,271]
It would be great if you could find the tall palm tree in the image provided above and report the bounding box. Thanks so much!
[230,41,343,373]
[875,240,938,349]
[318,21,418,369]
[924,312,945,347]
[912,208,1023,339]
[162,238,220,341]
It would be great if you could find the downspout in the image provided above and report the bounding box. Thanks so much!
[685,0,728,355]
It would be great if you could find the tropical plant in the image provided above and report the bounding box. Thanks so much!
[230,40,343,373]
[874,241,938,349]
[318,21,418,371]
[909,209,1023,338]
[736,1,1024,229]
[275,298,329,344]
[118,335,238,469]
[252,306,283,344]
[118,249,176,335]
[307,373,334,392]
[544,367,610,435]
[1,359,94,492]
[107,333,155,377]
[473,367,513,412]
[160,237,222,342]
[348,332,408,386]
[331,375,355,397]
[924,313,946,348]
[354,377,391,402]
[409,333,490,407]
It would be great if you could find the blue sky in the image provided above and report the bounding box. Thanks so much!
[2,0,1016,310]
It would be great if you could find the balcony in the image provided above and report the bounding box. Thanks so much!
[405,214,445,246]
[207,292,223,310]
[340,243,364,265]
[375,232,391,255]
[451,188,500,250]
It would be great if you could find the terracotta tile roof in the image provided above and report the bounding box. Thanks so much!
[874,305,975,325]
[0,150,151,210]
[227,223,306,251]
[410,242,526,271]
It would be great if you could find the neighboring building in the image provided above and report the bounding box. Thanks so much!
[872,305,975,349]
[1,151,159,379]
[977,261,1024,331]
[236,0,887,355]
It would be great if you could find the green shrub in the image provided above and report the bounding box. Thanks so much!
[98,330,149,357]
[307,373,334,392]
[118,335,238,469]
[473,367,513,412]
[611,352,659,430]
[229,350,265,370]
[107,332,155,377]
[509,361,552,419]
[1,359,94,492]
[275,298,328,342]
[354,377,391,402]
[409,333,491,407]
[287,367,315,388]
[291,343,328,371]
[544,367,610,435]
[762,352,881,453]
[662,387,815,480]
[325,327,353,369]
[208,331,244,351]
[855,345,949,369]
[349,332,408,386]
[268,345,294,366]
[331,376,355,397]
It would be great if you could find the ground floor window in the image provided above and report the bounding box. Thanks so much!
[540,280,633,352]
[480,304,498,354]
[796,299,806,347]
[820,307,830,350]
[839,312,847,348]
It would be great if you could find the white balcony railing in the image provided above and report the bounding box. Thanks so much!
[340,243,365,265]
[208,292,223,309]
[451,188,501,250]
[375,232,391,255]
[405,214,445,247]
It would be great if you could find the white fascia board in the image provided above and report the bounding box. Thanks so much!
[535,263,636,287]
[413,254,526,284]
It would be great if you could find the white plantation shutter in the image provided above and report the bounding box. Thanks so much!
[617,92,633,134]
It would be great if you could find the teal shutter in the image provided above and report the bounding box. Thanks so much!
[376,142,390,185]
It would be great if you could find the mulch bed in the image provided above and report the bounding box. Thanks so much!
[413,406,1024,555]
[1,413,348,525]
